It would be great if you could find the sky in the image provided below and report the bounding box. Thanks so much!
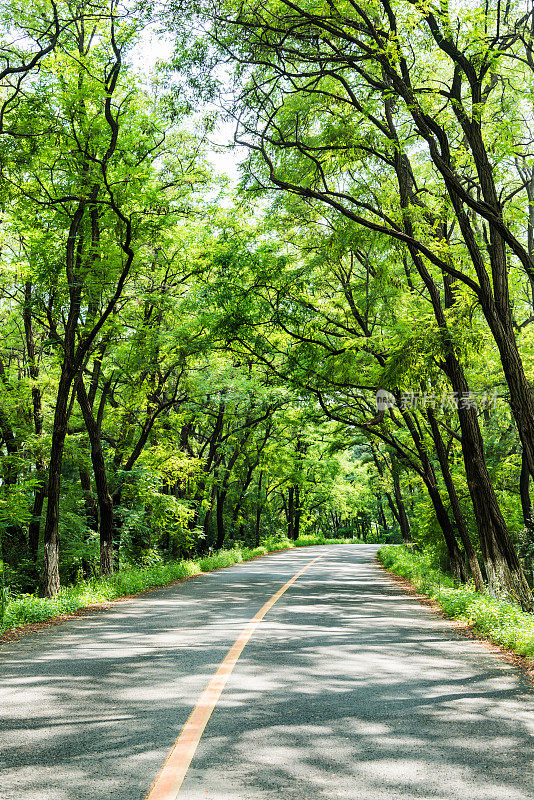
[131,26,245,188]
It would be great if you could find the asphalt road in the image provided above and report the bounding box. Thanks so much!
[0,544,533,800]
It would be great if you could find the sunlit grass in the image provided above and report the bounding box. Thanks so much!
[1,534,359,633]
[378,545,534,658]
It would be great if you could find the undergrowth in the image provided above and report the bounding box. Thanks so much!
[378,545,534,658]
[1,533,359,633]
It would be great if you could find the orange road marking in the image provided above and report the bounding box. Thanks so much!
[144,554,324,800]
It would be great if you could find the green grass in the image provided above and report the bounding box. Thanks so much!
[294,534,360,547]
[378,545,534,658]
[0,533,360,634]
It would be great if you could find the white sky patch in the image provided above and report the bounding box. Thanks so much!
[129,25,245,190]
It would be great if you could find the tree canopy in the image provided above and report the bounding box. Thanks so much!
[0,0,533,613]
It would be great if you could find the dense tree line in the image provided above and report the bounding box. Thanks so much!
[0,1,366,599]
[1,0,534,612]
[167,0,534,609]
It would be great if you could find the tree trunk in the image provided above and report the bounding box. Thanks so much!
[401,411,468,583]
[440,349,533,607]
[426,409,484,591]
[42,368,75,597]
[520,450,534,535]
[392,469,412,544]
[255,469,263,546]
[202,484,216,547]
[403,235,530,600]
[24,281,46,568]
[28,490,45,563]
[79,467,99,532]
[287,487,294,540]
[77,380,114,576]
[391,120,532,605]
[215,488,225,549]
[293,485,301,540]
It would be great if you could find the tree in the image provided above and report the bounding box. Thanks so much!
[170,0,534,607]
[1,2,209,593]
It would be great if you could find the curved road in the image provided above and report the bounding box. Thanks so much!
[0,544,532,799]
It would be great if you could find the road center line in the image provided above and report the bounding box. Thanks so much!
[144,553,324,800]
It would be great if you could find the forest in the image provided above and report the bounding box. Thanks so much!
[1,0,534,621]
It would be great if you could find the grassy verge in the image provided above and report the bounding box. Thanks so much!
[378,545,534,658]
[1,533,359,634]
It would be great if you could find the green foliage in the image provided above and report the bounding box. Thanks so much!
[198,549,243,571]
[379,546,534,657]
[294,534,360,547]
[3,0,533,616]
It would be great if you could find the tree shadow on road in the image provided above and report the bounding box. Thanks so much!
[0,546,532,800]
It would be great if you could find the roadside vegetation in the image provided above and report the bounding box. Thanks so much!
[378,547,534,658]
[0,534,359,634]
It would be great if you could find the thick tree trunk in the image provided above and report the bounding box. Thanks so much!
[483,309,534,484]
[520,450,534,535]
[43,369,75,597]
[406,253,530,601]
[441,351,533,608]
[433,277,530,601]
[99,522,113,575]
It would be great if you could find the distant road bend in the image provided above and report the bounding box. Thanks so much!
[0,544,532,800]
